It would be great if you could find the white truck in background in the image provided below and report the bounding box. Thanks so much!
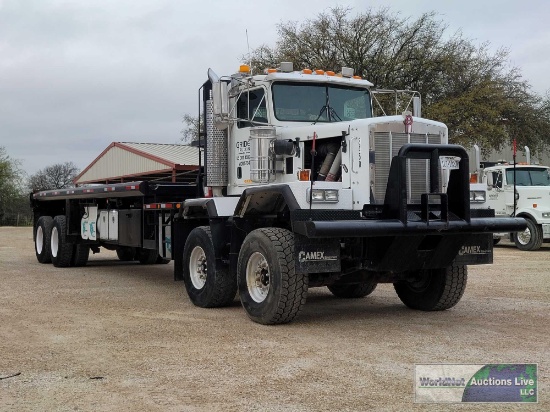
[470,144,550,250]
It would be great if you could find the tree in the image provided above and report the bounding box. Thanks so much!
[28,162,79,192]
[247,7,550,155]
[180,113,202,144]
[0,146,25,220]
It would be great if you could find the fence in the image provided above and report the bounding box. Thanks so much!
[0,213,33,227]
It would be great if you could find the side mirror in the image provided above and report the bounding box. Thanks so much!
[412,96,421,118]
[208,68,230,130]
[486,172,493,190]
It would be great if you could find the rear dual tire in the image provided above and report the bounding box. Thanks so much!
[35,216,53,263]
[394,265,467,311]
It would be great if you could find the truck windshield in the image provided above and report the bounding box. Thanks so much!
[272,82,372,122]
[506,168,550,186]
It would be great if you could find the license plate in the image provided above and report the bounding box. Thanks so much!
[439,156,460,170]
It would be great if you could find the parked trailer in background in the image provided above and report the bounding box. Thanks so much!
[31,63,526,324]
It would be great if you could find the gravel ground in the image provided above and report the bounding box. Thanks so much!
[0,227,548,411]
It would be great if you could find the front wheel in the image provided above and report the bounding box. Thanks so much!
[237,228,308,325]
[394,265,467,311]
[513,219,543,251]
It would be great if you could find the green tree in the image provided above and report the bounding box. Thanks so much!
[248,7,550,155]
[0,146,25,222]
[28,162,79,192]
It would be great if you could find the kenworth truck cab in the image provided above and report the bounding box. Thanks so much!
[474,163,550,250]
[31,63,526,324]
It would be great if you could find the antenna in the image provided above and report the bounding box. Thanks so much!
[246,29,251,73]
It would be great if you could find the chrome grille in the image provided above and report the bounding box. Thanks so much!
[373,132,443,204]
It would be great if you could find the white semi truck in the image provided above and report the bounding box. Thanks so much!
[469,145,550,250]
[31,63,526,324]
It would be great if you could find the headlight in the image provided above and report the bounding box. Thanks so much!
[470,190,486,203]
[324,190,339,201]
[307,189,339,203]
[542,212,550,218]
[310,189,325,201]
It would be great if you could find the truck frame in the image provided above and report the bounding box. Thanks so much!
[31,63,526,324]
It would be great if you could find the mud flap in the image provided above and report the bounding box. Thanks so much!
[452,234,493,265]
[294,234,340,274]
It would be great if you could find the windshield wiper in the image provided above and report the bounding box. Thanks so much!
[328,106,342,122]
[312,105,327,125]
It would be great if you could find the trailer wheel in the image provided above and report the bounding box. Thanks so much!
[237,228,308,325]
[51,216,74,268]
[328,280,377,299]
[394,265,467,311]
[116,246,136,261]
[136,248,158,264]
[513,218,543,251]
[72,244,90,267]
[182,226,236,308]
[35,216,53,263]
[156,255,170,264]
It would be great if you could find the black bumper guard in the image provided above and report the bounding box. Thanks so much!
[293,144,526,238]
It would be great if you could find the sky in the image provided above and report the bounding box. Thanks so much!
[1,0,549,177]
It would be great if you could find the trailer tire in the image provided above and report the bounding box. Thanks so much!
[116,246,136,261]
[513,218,543,251]
[72,244,90,267]
[51,215,74,268]
[183,226,237,308]
[35,216,53,263]
[156,255,170,264]
[237,228,308,325]
[328,280,377,299]
[394,265,467,311]
[137,248,158,265]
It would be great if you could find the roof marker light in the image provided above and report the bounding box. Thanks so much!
[314,69,324,75]
[353,75,362,80]
[267,68,277,74]
[326,71,335,76]
[302,68,313,74]
[341,67,354,78]
[239,64,251,73]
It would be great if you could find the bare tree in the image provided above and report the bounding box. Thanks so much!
[28,162,79,192]
[247,7,550,154]
[180,113,202,144]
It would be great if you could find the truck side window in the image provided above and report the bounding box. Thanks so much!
[493,171,502,188]
[237,88,267,128]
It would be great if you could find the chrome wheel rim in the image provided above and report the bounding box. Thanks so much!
[189,246,207,289]
[51,226,59,258]
[36,226,44,254]
[517,227,531,245]
[246,252,270,303]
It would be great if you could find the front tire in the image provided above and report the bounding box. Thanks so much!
[513,219,543,251]
[182,226,236,308]
[394,265,467,311]
[51,215,74,268]
[237,228,308,325]
[35,216,53,263]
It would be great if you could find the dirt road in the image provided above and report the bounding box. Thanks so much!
[1,227,548,411]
